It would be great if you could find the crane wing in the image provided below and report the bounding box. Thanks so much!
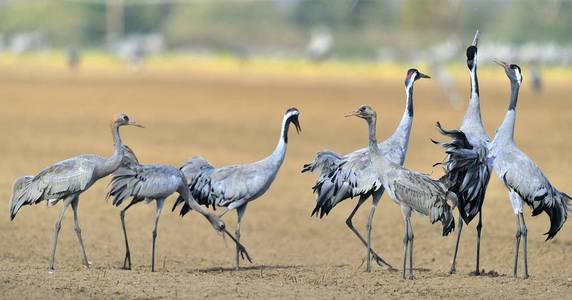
[433,122,492,224]
[10,156,98,219]
[108,164,183,207]
[390,169,456,236]
[496,147,571,240]
[308,141,403,218]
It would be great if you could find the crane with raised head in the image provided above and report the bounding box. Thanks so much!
[433,30,493,275]
[490,62,571,279]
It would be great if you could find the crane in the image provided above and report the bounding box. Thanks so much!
[107,145,251,271]
[9,113,142,273]
[346,105,456,279]
[173,108,301,270]
[433,30,493,275]
[304,68,430,272]
[490,62,571,278]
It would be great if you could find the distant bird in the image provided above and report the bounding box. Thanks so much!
[530,65,543,94]
[9,114,142,273]
[67,45,81,71]
[173,108,302,270]
[346,105,456,280]
[306,29,333,63]
[433,30,493,275]
[490,62,571,279]
[304,68,430,272]
[107,145,250,272]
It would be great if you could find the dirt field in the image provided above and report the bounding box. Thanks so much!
[0,67,571,299]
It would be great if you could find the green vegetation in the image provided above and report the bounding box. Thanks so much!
[0,0,570,56]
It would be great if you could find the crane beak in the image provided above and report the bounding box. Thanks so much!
[493,59,508,69]
[292,116,302,134]
[344,110,360,117]
[472,29,479,47]
[418,72,431,79]
[129,121,144,128]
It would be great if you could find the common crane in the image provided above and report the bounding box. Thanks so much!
[9,114,142,273]
[173,108,301,270]
[347,105,456,280]
[304,68,430,272]
[107,145,250,272]
[433,30,493,275]
[490,62,571,279]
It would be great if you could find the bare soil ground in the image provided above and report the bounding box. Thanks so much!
[0,69,571,299]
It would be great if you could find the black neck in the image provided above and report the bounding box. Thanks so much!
[471,66,479,96]
[282,115,294,144]
[508,81,520,111]
[405,81,414,117]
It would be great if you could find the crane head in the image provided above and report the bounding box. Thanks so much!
[345,105,376,121]
[466,46,478,71]
[285,107,301,134]
[404,68,430,87]
[494,60,523,86]
[113,113,144,128]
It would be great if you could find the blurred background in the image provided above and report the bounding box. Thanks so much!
[0,0,570,68]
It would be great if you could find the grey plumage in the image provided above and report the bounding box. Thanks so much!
[433,30,493,275]
[347,105,456,280]
[305,68,430,272]
[9,113,143,273]
[490,62,571,278]
[173,107,301,270]
[107,145,249,271]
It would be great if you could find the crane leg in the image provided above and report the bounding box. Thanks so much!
[400,206,412,280]
[401,220,408,280]
[407,217,415,279]
[120,201,138,270]
[345,193,392,270]
[151,199,165,272]
[235,205,246,271]
[449,211,463,275]
[365,191,386,272]
[474,210,483,276]
[48,197,73,273]
[513,214,522,278]
[519,213,529,279]
[71,196,90,269]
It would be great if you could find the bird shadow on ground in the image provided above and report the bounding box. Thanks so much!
[195,264,305,273]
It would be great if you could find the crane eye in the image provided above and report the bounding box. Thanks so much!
[123,115,129,122]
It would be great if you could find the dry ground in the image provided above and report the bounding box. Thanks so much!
[0,67,571,299]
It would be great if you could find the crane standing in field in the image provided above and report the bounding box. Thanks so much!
[433,30,493,275]
[490,62,571,279]
[173,108,302,270]
[107,145,250,272]
[303,68,430,272]
[346,105,456,280]
[9,114,142,273]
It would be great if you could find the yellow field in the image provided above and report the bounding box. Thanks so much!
[0,60,571,299]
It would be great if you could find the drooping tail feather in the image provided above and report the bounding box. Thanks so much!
[433,122,491,225]
[542,191,571,241]
[9,176,35,220]
[441,208,455,236]
[106,167,146,207]
[302,151,343,174]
